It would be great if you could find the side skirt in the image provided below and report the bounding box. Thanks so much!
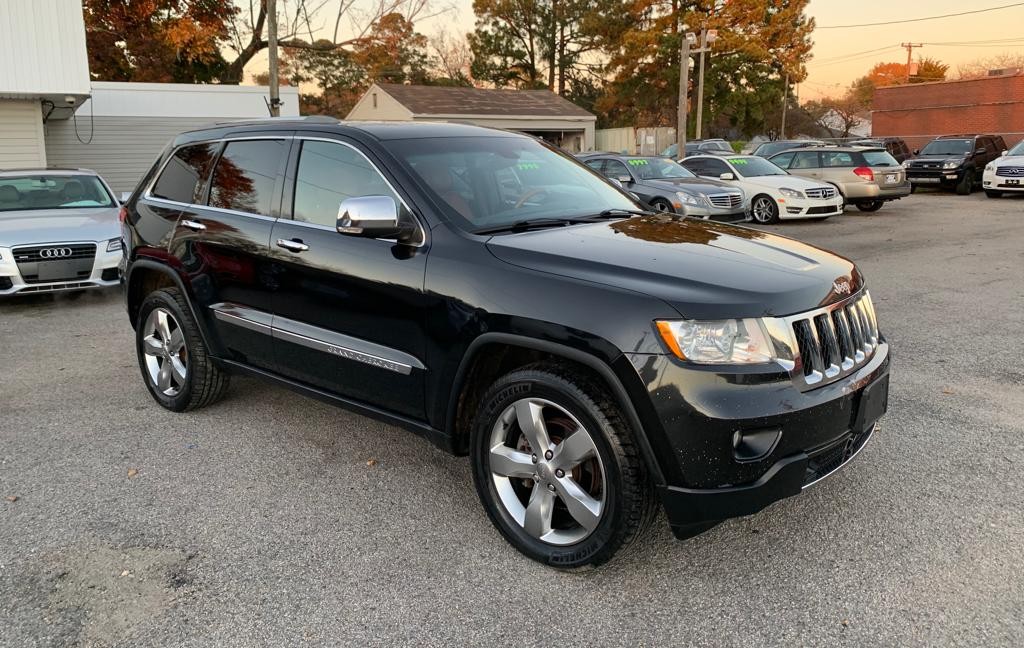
[216,358,455,454]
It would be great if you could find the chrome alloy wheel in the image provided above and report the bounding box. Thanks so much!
[141,308,188,397]
[752,196,776,223]
[488,398,606,546]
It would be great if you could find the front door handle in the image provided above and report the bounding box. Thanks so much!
[181,219,206,231]
[276,238,309,253]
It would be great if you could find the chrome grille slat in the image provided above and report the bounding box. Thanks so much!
[707,193,743,209]
[805,187,837,200]
[995,166,1024,177]
[785,291,879,390]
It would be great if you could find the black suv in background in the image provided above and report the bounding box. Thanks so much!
[904,134,1007,194]
[121,119,890,568]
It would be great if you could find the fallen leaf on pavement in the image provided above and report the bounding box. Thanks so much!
[5,495,17,503]
[941,388,955,395]
[127,468,139,478]
[366,459,378,467]
[120,570,131,578]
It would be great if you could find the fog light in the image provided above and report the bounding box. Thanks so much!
[787,207,802,214]
[732,427,782,462]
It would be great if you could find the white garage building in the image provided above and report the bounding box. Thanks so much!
[347,83,597,152]
[0,0,300,193]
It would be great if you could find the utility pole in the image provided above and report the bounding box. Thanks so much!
[677,31,696,157]
[780,72,790,139]
[267,0,281,117]
[901,42,922,83]
[694,29,718,140]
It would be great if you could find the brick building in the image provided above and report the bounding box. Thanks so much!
[872,72,1024,151]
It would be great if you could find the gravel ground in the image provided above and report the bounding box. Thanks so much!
[1,191,1022,647]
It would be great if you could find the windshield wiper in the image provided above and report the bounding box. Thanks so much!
[474,218,581,235]
[586,208,656,219]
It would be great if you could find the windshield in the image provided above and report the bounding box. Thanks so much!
[628,158,696,180]
[0,174,114,213]
[383,136,639,233]
[1008,140,1024,156]
[729,157,787,178]
[862,150,899,167]
[920,139,971,156]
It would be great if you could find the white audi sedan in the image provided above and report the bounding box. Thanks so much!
[983,139,1024,198]
[680,154,845,223]
[0,169,123,296]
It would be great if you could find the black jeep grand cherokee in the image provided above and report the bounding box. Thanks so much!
[121,120,889,568]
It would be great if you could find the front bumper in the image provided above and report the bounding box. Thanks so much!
[983,170,1024,191]
[0,243,121,296]
[907,168,963,186]
[780,196,844,219]
[680,204,750,224]
[629,341,890,537]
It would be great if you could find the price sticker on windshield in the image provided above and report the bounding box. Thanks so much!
[628,159,649,166]
[517,162,540,171]
[729,158,748,165]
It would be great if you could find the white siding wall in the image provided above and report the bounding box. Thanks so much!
[0,0,90,97]
[0,100,46,168]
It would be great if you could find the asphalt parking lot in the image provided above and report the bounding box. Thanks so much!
[2,191,1023,647]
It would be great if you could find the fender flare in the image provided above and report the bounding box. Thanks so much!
[446,332,667,486]
[126,259,221,357]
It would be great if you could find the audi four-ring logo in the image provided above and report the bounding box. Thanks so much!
[40,247,73,258]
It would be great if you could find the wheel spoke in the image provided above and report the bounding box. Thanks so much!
[167,329,185,355]
[554,477,603,532]
[489,444,536,479]
[551,430,596,470]
[142,335,164,357]
[514,400,551,454]
[169,356,187,386]
[523,484,555,539]
[155,310,172,342]
[157,361,173,393]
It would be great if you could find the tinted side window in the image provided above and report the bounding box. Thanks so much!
[209,139,287,216]
[603,160,631,179]
[584,160,605,174]
[151,143,218,203]
[293,140,399,227]
[822,151,855,168]
[700,158,730,176]
[771,152,796,169]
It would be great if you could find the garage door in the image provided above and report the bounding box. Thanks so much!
[0,100,46,169]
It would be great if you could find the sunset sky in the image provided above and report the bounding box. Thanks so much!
[275,0,1024,102]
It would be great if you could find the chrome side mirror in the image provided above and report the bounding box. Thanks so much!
[719,172,735,181]
[1001,150,1009,157]
[337,195,407,240]
[617,175,633,184]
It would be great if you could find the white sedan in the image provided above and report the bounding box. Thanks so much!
[680,154,845,223]
[982,139,1024,198]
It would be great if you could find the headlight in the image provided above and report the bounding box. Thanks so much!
[655,318,775,365]
[106,238,122,252]
[779,187,804,199]
[675,191,703,206]
[902,160,911,169]
[985,163,995,172]
[943,159,963,169]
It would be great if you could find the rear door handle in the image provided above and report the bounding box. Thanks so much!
[181,219,206,231]
[276,238,309,253]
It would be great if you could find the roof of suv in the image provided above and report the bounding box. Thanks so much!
[179,118,522,143]
[775,146,885,153]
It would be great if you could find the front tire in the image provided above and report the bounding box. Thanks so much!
[136,288,230,412]
[956,170,975,195]
[856,200,884,212]
[470,365,655,568]
[750,194,779,223]
[650,198,674,213]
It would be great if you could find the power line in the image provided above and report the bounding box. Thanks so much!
[817,2,1024,29]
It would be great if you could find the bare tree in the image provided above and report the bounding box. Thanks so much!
[957,53,1024,80]
[222,0,443,83]
[429,30,473,84]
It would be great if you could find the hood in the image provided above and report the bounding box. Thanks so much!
[738,174,825,190]
[486,215,862,320]
[643,177,738,195]
[0,208,120,248]
[992,155,1024,167]
[908,154,965,165]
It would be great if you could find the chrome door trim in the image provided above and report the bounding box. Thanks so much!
[209,303,424,375]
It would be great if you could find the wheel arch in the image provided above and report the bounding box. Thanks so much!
[446,332,669,486]
[126,259,221,357]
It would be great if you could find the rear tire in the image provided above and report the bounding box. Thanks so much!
[136,288,230,412]
[985,190,1002,198]
[750,194,779,223]
[956,170,974,195]
[470,365,656,568]
[856,200,884,212]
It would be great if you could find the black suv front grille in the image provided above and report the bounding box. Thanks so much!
[789,292,879,388]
